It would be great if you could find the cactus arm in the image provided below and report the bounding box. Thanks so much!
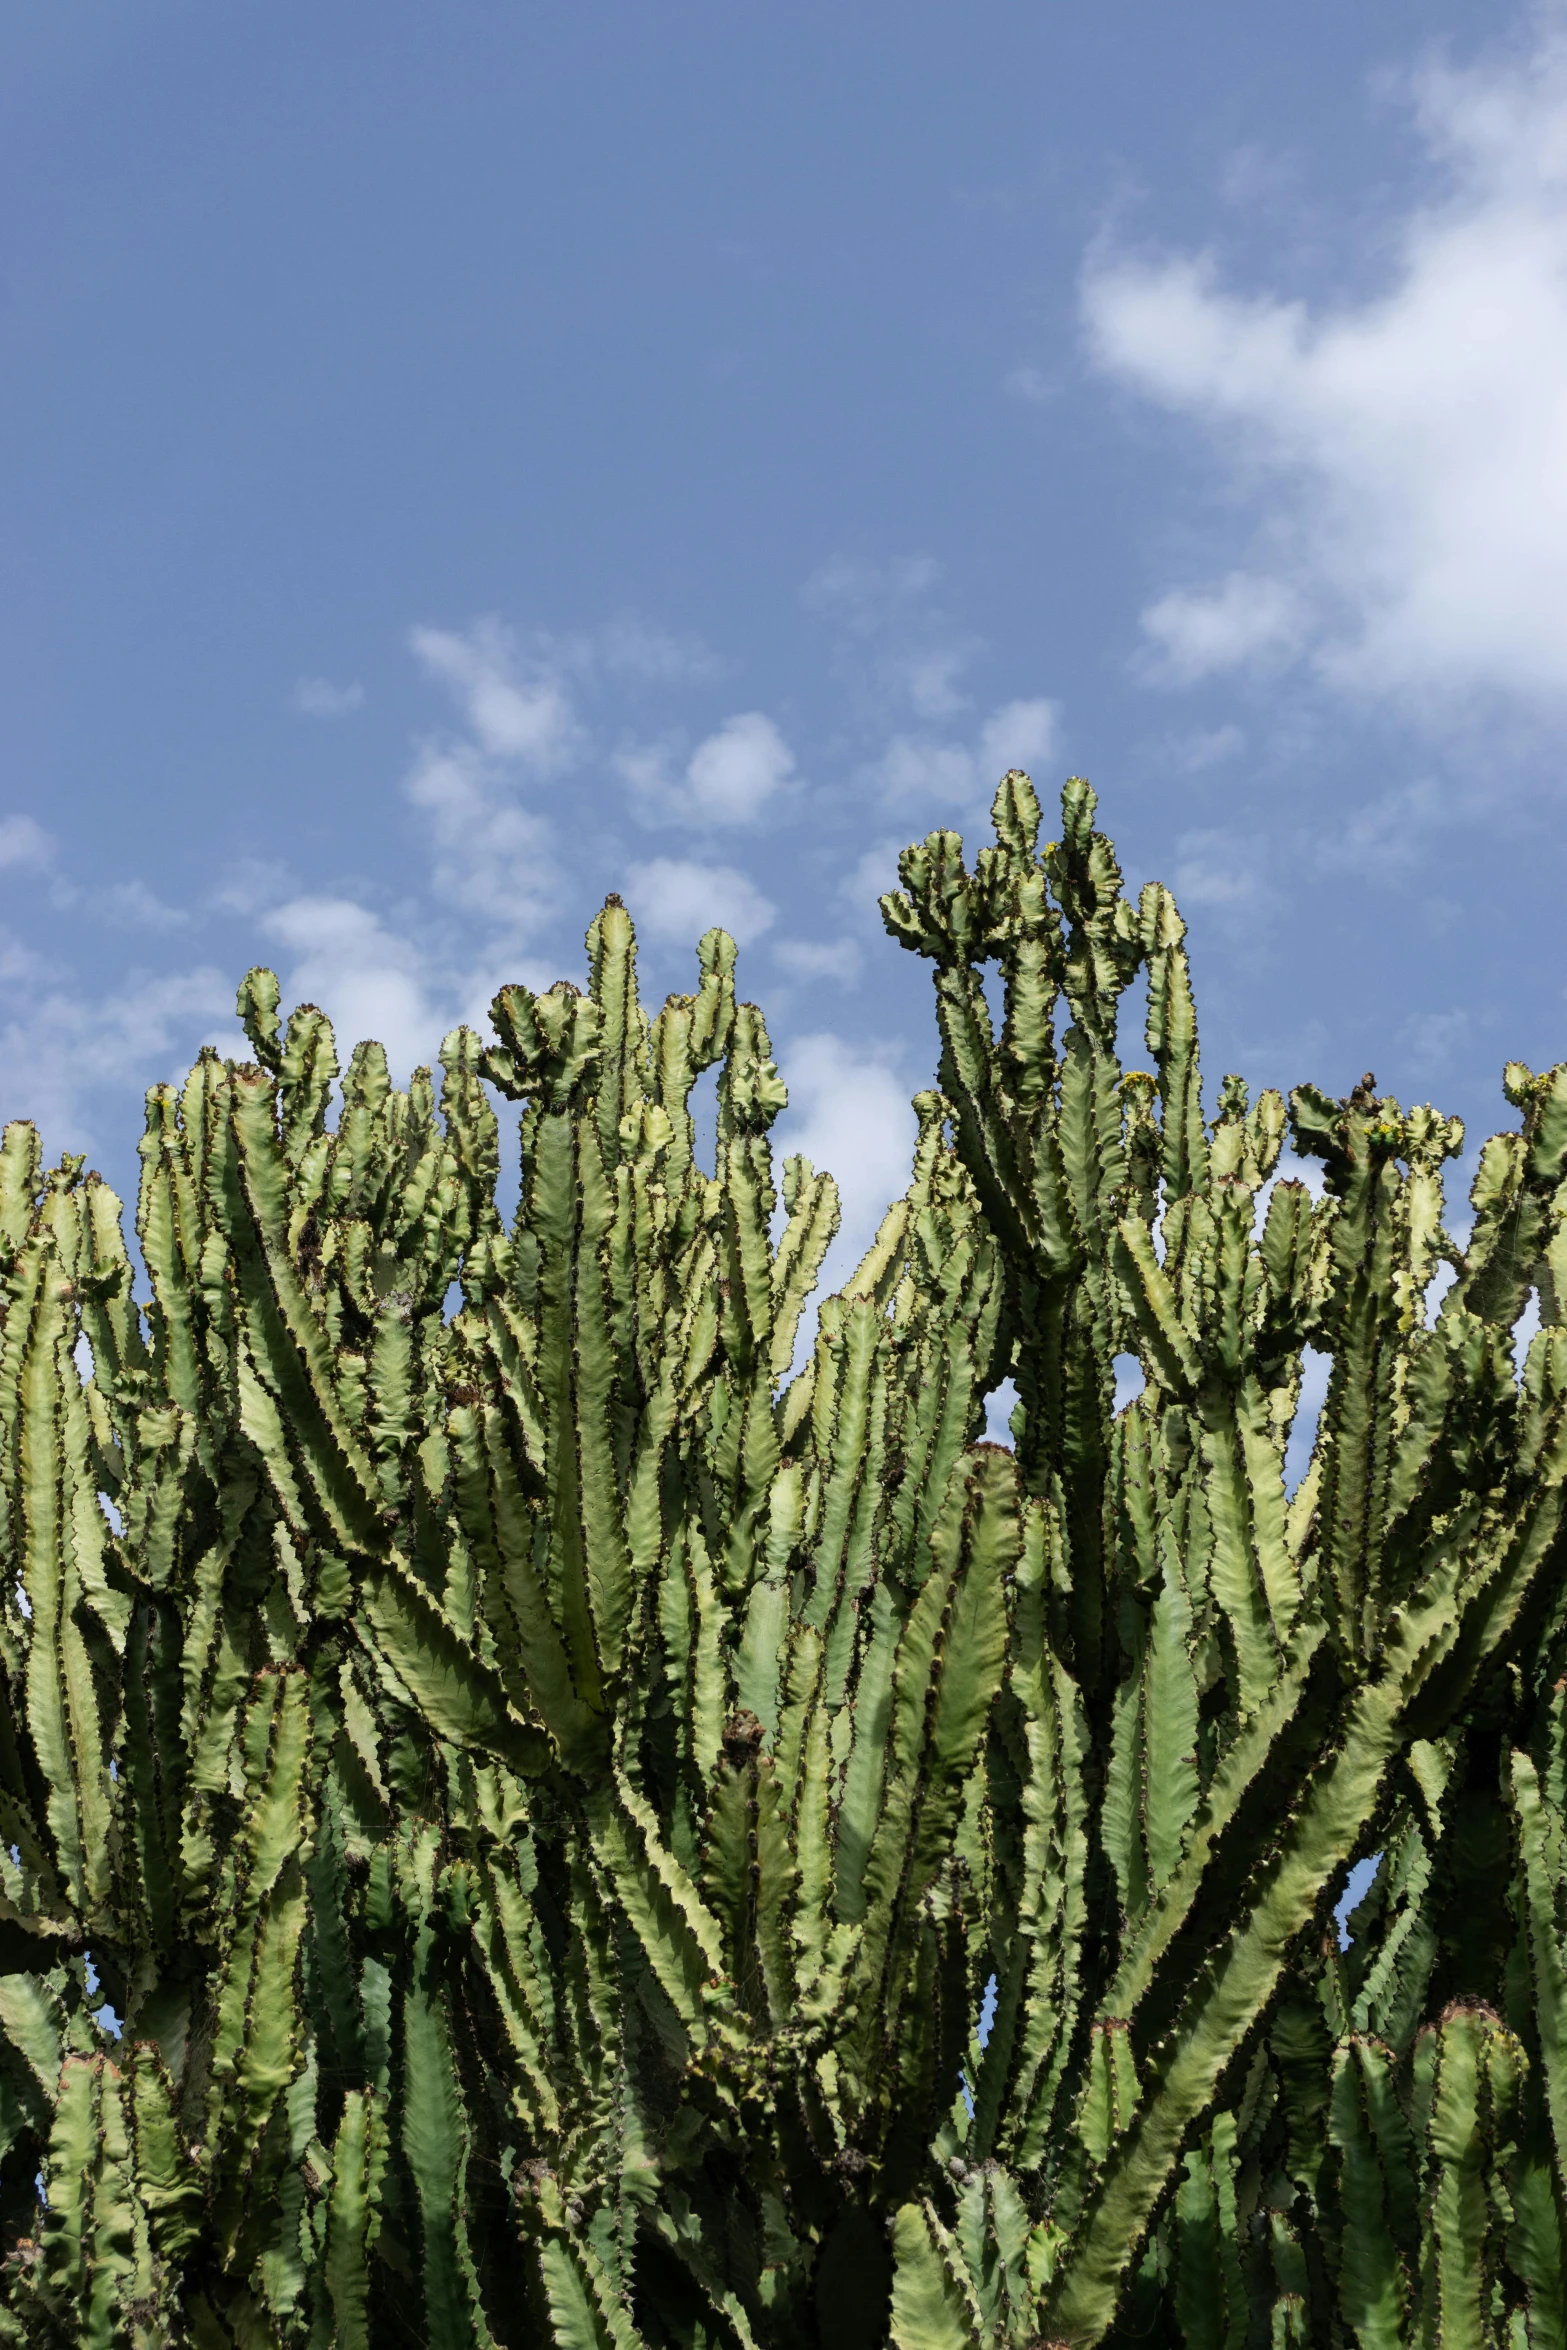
[473,1859,563,2135]
[127,2041,201,2271]
[1112,1218,1201,1400]
[889,2198,984,2350]
[530,1106,610,1714]
[1506,2128,1567,2348]
[770,1160,840,1379]
[1198,1384,1288,1708]
[15,1241,111,1915]
[802,1298,886,1658]
[471,1397,608,1773]
[1141,899,1207,1202]
[1422,2007,1520,2350]
[403,1934,497,2350]
[1510,1746,1567,2207]
[1140,1543,1202,1890]
[581,1771,724,2034]
[535,2232,628,2349]
[1102,1624,1327,2023]
[195,1674,314,2311]
[646,2191,763,2349]
[1312,1158,1404,1668]
[1170,2115,1249,2350]
[569,1122,636,1678]
[1044,1489,1567,2346]
[136,1088,207,1422]
[840,1453,1012,2110]
[33,2055,137,2349]
[0,1973,63,2170]
[1327,2038,1414,2349]
[117,1597,182,1955]
[833,1583,903,1926]
[986,1515,1091,2172]
[323,2087,389,2350]
[1043,1669,1404,2343]
[225,1070,386,1549]
[360,1550,550,1773]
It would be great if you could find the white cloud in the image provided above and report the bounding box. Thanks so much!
[0,927,46,986]
[1165,723,1246,771]
[1173,827,1273,912]
[103,879,188,931]
[211,857,294,918]
[1219,144,1303,210]
[802,553,943,630]
[410,619,583,767]
[590,616,720,683]
[1003,364,1058,404]
[978,696,1061,775]
[1138,574,1307,684]
[628,858,777,948]
[0,965,233,1160]
[261,895,450,1079]
[871,694,1061,815]
[844,836,907,908]
[0,815,53,872]
[771,937,863,984]
[293,677,365,718]
[1082,26,1567,709]
[1400,1006,1472,1076]
[803,553,981,721]
[404,742,556,930]
[622,711,796,827]
[1312,775,1454,880]
[873,735,983,812]
[897,648,970,722]
[773,1033,918,1302]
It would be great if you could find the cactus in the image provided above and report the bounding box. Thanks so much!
[0,785,1563,2346]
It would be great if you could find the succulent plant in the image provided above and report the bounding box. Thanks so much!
[0,780,1563,2346]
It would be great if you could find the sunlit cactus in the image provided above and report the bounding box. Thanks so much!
[0,778,1564,2346]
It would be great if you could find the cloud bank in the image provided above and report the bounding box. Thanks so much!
[1082,26,1567,711]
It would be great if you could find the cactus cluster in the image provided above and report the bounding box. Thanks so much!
[0,774,1564,2346]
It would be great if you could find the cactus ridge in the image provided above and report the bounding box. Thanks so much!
[0,772,1563,2345]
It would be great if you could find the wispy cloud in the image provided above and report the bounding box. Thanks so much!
[404,743,557,931]
[103,879,189,932]
[771,936,862,985]
[803,553,980,720]
[1173,827,1275,916]
[0,815,54,872]
[619,710,797,827]
[0,965,234,1161]
[1082,24,1567,713]
[1003,363,1059,404]
[410,619,585,767]
[627,858,777,947]
[259,895,454,1080]
[1400,1006,1473,1077]
[1138,574,1307,685]
[773,1031,917,1300]
[292,676,365,718]
[803,553,1061,823]
[1311,776,1456,883]
[589,616,720,684]
[1157,723,1247,773]
[870,694,1060,815]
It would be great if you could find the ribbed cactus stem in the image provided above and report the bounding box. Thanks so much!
[0,773,1561,2346]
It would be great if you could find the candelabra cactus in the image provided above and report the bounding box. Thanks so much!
[0,777,1563,2347]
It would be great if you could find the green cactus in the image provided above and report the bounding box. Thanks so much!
[0,779,1564,2345]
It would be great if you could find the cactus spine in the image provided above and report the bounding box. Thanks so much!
[0,784,1563,2346]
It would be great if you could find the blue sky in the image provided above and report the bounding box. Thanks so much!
[3,0,1565,1282]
